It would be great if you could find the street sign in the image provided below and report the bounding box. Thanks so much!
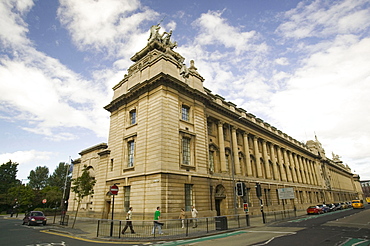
[110,185,119,195]
[277,188,295,199]
[42,199,47,204]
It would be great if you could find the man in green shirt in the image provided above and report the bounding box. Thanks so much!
[152,206,163,234]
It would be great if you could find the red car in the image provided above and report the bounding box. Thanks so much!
[307,206,323,215]
[22,211,47,226]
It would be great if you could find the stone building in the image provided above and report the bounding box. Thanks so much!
[68,26,363,220]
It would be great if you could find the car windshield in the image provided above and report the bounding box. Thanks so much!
[31,212,44,216]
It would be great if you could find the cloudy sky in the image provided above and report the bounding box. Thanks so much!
[1,0,369,182]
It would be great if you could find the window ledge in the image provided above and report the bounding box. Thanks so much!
[180,164,196,171]
[123,166,135,172]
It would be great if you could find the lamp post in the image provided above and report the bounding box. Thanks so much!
[228,123,238,215]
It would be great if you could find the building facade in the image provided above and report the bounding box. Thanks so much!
[68,26,363,220]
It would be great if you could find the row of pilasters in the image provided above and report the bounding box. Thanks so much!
[215,121,319,186]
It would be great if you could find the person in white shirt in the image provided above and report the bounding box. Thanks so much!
[191,205,198,228]
[121,207,135,234]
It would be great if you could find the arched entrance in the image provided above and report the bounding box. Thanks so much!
[214,184,226,216]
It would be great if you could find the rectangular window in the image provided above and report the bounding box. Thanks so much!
[124,186,130,212]
[128,141,135,167]
[185,184,193,211]
[181,105,190,121]
[130,109,136,125]
[182,137,191,165]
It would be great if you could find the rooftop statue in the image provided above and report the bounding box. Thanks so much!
[148,24,177,49]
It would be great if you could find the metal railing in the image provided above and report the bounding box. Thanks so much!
[97,214,250,239]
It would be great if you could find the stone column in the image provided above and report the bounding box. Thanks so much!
[218,121,227,172]
[231,126,241,174]
[243,133,253,176]
[288,151,298,183]
[283,149,293,182]
[269,144,279,180]
[262,140,272,179]
[298,156,307,184]
[304,158,313,184]
[294,154,302,183]
[277,147,287,181]
[253,136,263,178]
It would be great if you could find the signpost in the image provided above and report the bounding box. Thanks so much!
[109,184,119,237]
[278,188,295,216]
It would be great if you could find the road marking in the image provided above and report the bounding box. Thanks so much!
[41,230,141,244]
[339,238,370,246]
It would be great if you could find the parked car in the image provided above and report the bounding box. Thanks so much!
[326,203,337,212]
[307,206,323,215]
[317,204,330,213]
[340,202,348,209]
[22,211,47,226]
[333,203,342,210]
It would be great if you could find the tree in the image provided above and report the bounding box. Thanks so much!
[8,184,35,212]
[48,162,72,209]
[28,166,49,190]
[0,160,20,193]
[70,165,96,228]
[0,160,20,212]
[41,186,62,208]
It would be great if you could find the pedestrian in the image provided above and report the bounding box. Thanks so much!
[152,206,163,235]
[179,208,186,228]
[191,205,198,228]
[121,207,135,234]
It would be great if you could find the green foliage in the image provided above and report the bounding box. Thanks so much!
[8,184,35,211]
[28,166,49,190]
[40,186,62,207]
[47,162,71,190]
[0,160,20,193]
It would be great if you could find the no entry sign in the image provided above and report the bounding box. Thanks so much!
[110,185,119,195]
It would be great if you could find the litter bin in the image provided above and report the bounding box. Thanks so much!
[215,216,228,230]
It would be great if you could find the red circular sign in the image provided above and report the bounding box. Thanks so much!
[42,199,47,204]
[110,185,119,195]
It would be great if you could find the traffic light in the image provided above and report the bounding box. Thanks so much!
[243,203,249,212]
[255,183,262,197]
[236,182,244,196]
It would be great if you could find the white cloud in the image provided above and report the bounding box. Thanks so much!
[57,0,157,57]
[193,10,267,55]
[277,0,370,39]
[0,150,53,181]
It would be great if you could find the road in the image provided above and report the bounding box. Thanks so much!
[1,207,369,246]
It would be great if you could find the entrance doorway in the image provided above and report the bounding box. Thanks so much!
[214,184,226,216]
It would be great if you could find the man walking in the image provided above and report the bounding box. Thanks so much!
[191,205,198,228]
[122,207,135,234]
[152,206,163,235]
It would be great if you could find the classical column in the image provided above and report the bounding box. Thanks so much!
[218,121,227,172]
[262,140,272,179]
[283,149,293,182]
[298,156,307,184]
[277,146,287,181]
[294,154,302,183]
[231,126,241,174]
[269,144,279,180]
[253,136,263,178]
[243,133,253,177]
[288,151,298,183]
[304,158,313,184]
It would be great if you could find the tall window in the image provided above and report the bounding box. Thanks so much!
[185,184,193,211]
[128,141,135,167]
[182,137,191,165]
[209,150,214,172]
[129,109,136,125]
[124,186,130,212]
[181,105,190,121]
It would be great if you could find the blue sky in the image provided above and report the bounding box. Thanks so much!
[1,0,370,182]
